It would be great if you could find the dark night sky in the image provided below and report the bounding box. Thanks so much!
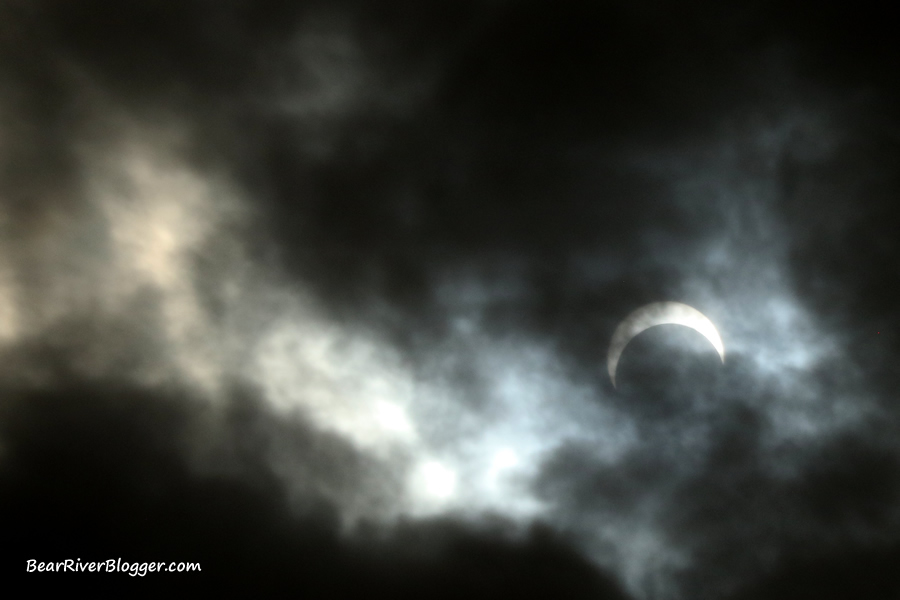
[2,1,900,598]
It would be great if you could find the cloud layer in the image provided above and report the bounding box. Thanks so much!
[2,2,900,599]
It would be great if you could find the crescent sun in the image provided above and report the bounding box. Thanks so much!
[607,301,725,388]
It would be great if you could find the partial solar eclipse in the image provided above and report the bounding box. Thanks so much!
[607,302,725,388]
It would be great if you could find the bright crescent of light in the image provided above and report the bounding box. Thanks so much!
[607,301,725,388]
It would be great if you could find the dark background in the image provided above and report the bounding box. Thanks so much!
[1,1,899,598]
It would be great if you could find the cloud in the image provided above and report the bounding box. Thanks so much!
[2,1,900,599]
[0,379,633,598]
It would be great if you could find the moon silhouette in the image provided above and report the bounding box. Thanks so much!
[607,302,725,388]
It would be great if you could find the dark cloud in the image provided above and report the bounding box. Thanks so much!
[0,378,629,599]
[2,1,900,598]
[731,542,900,600]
